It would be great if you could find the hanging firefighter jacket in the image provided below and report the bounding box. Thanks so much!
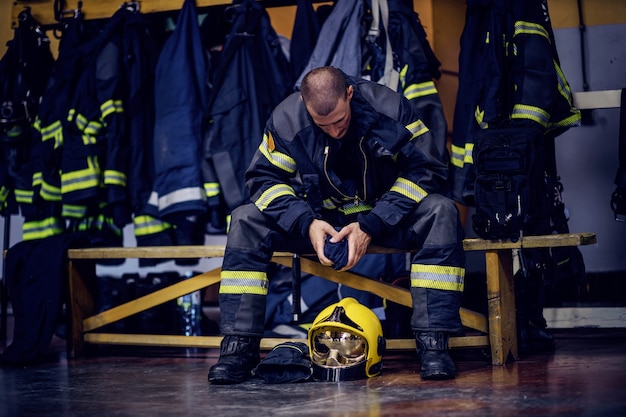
[0,9,54,220]
[362,0,451,184]
[289,0,321,84]
[293,0,365,88]
[368,0,449,162]
[0,10,58,239]
[64,8,131,230]
[150,0,209,230]
[449,0,581,207]
[203,0,291,213]
[120,8,176,251]
[33,8,136,247]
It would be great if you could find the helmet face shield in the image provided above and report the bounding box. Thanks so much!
[311,327,367,366]
[308,298,385,382]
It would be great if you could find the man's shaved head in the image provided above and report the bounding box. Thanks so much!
[301,66,349,116]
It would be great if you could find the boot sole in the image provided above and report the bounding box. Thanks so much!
[208,368,250,385]
[420,369,456,380]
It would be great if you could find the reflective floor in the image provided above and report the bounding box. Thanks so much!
[2,327,626,417]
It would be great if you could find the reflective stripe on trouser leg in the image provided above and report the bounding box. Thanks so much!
[410,265,464,333]
[406,194,465,333]
[219,203,278,337]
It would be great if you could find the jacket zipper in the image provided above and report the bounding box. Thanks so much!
[323,136,368,205]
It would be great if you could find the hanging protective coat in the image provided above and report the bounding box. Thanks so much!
[449,0,580,206]
[150,0,209,221]
[293,0,364,88]
[384,0,448,159]
[0,10,55,231]
[202,0,291,213]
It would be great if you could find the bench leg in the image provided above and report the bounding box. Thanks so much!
[67,259,96,358]
[485,249,518,365]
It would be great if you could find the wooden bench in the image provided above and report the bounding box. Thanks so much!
[66,232,596,365]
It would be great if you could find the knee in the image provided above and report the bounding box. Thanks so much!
[228,204,267,242]
[422,195,461,225]
[418,195,463,245]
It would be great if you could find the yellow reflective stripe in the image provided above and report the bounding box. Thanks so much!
[259,133,297,174]
[40,180,62,201]
[83,120,103,136]
[32,171,42,187]
[80,133,97,145]
[254,183,296,212]
[399,64,408,89]
[405,119,429,140]
[475,106,488,129]
[14,188,33,203]
[322,198,337,210]
[450,142,474,168]
[204,182,220,198]
[550,112,581,130]
[22,217,65,241]
[511,104,550,127]
[410,264,465,292]
[338,203,373,215]
[555,61,573,101]
[62,204,88,218]
[133,215,172,236]
[513,21,549,41]
[390,177,427,203]
[101,99,124,119]
[39,120,63,148]
[70,110,86,129]
[220,270,269,295]
[404,81,438,101]
[0,186,10,204]
[61,157,100,193]
[104,170,127,187]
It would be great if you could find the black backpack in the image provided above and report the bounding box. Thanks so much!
[471,125,547,241]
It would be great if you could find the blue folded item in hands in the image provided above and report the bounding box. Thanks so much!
[324,234,348,270]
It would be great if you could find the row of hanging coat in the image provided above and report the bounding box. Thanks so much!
[0,0,446,253]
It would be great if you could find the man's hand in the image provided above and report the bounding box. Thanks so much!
[308,219,339,267]
[331,222,371,271]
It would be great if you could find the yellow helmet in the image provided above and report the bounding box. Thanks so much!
[308,297,386,381]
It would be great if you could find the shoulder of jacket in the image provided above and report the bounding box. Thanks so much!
[270,92,311,143]
[355,80,402,121]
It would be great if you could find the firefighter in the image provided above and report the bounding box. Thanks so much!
[208,66,466,384]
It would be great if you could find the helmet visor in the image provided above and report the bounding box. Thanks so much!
[311,327,367,367]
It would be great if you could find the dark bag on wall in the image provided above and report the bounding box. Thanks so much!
[472,126,546,241]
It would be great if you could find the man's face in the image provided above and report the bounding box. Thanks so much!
[306,86,354,140]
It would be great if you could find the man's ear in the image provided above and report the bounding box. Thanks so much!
[347,85,354,100]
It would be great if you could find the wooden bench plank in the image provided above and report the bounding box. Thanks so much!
[462,232,596,251]
[66,233,597,259]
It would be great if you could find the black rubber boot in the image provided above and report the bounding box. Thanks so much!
[208,335,261,384]
[415,332,456,380]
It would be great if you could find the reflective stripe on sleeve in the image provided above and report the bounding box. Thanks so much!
[390,177,428,203]
[259,132,296,174]
[405,119,429,140]
[404,81,438,101]
[254,183,296,212]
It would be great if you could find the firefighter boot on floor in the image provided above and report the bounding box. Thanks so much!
[208,335,261,384]
[415,331,456,380]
